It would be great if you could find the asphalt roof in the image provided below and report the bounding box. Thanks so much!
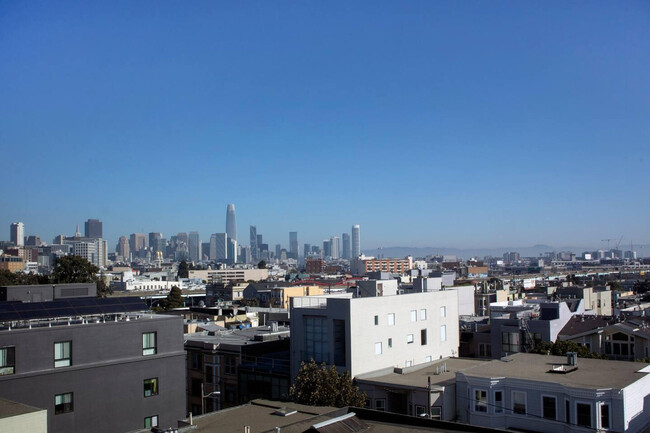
[0,398,44,419]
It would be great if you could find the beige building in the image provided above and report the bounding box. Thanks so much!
[188,268,269,284]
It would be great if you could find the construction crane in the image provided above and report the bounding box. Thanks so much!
[601,238,616,249]
[615,236,624,250]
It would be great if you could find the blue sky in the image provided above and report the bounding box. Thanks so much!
[1,1,648,251]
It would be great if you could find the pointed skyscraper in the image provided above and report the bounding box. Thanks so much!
[226,204,237,242]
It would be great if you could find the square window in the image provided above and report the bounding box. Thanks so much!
[375,399,386,411]
[0,347,15,375]
[440,325,446,342]
[440,306,446,318]
[144,378,159,397]
[143,332,157,356]
[387,313,395,326]
[407,334,414,344]
[410,310,417,322]
[375,342,382,355]
[420,309,427,320]
[421,329,428,345]
[144,415,159,428]
[55,392,73,414]
[54,341,71,368]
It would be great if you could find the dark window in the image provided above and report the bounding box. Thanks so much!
[374,315,378,325]
[601,404,610,429]
[0,347,15,375]
[205,365,214,383]
[224,356,236,375]
[421,329,428,345]
[494,391,503,413]
[333,319,346,366]
[577,403,592,428]
[144,378,158,397]
[565,400,570,423]
[144,415,158,428]
[190,352,202,370]
[543,396,556,420]
[191,378,202,398]
[55,392,73,414]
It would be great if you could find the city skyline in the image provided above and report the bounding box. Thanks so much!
[1,2,648,250]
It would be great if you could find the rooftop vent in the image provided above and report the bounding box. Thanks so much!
[273,407,297,417]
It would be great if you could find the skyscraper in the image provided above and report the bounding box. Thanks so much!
[352,225,361,258]
[84,219,103,238]
[130,233,147,255]
[250,225,257,261]
[226,204,237,242]
[117,236,130,260]
[323,240,331,258]
[303,243,311,258]
[289,232,298,259]
[10,222,24,246]
[227,237,238,264]
[275,244,282,260]
[210,233,227,261]
[189,231,200,262]
[330,236,340,259]
[342,233,351,260]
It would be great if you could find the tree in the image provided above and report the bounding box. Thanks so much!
[177,260,189,279]
[160,286,184,310]
[289,360,366,407]
[532,340,607,359]
[0,269,48,286]
[52,256,99,284]
[239,298,259,307]
[257,260,267,269]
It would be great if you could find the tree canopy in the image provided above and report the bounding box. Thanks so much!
[289,360,366,407]
[51,256,112,297]
[532,339,607,359]
[159,286,184,310]
[257,260,267,269]
[177,260,189,279]
[0,269,49,286]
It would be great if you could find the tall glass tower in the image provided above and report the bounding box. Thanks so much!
[226,204,237,242]
[352,225,361,258]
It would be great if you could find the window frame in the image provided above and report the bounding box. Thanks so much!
[576,401,592,428]
[473,389,488,413]
[440,306,446,318]
[54,341,72,368]
[144,415,159,428]
[600,402,610,430]
[410,310,417,322]
[421,329,428,345]
[387,313,395,326]
[0,346,15,375]
[144,377,159,397]
[493,390,503,414]
[420,309,427,320]
[512,390,527,415]
[374,315,379,326]
[374,342,382,355]
[440,325,447,342]
[542,395,557,420]
[375,399,386,411]
[55,392,73,415]
[407,334,414,344]
[142,332,157,356]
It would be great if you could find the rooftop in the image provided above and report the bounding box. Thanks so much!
[458,353,650,389]
[0,398,45,419]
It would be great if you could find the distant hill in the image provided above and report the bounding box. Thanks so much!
[360,244,650,260]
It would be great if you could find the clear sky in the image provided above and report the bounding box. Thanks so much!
[1,1,648,251]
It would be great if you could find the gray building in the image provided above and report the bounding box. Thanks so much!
[250,225,258,261]
[0,283,97,302]
[352,224,361,258]
[210,233,227,261]
[289,232,298,259]
[189,231,201,262]
[226,204,237,242]
[83,219,102,239]
[10,222,24,247]
[0,299,186,433]
[342,233,351,260]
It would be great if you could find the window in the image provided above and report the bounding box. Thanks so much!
[374,315,379,325]
[502,332,520,354]
[565,399,571,424]
[425,355,432,362]
[333,319,346,367]
[410,310,417,322]
[375,399,386,411]
[55,392,73,414]
[512,391,526,415]
[407,334,414,344]
[205,365,214,383]
[54,341,71,367]
[440,325,446,342]
[494,391,503,413]
[224,356,236,375]
[421,329,427,345]
[387,313,395,326]
[415,405,427,416]
[440,306,446,318]
[478,343,491,358]
[388,338,392,348]
[542,396,556,420]
[374,342,382,355]
[600,403,610,429]
[144,378,159,397]
[405,360,412,367]
[144,415,159,428]
[304,316,328,363]
[430,406,442,419]
[577,403,592,428]
[474,389,487,412]
[0,347,15,375]
[420,309,427,320]
[143,332,157,355]
[190,352,202,370]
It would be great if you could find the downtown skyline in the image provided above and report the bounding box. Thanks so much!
[1,2,648,249]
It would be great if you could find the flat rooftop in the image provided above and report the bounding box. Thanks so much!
[458,353,650,389]
[0,398,45,419]
[356,358,488,389]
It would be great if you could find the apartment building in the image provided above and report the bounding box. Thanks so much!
[0,298,185,433]
[350,255,413,276]
[290,290,459,379]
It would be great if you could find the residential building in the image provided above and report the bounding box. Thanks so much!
[243,284,324,309]
[64,237,108,268]
[0,256,23,272]
[188,268,269,286]
[290,290,460,379]
[305,258,325,274]
[0,398,47,433]
[554,286,612,316]
[83,219,102,239]
[456,353,650,433]
[350,255,413,276]
[10,223,24,247]
[0,298,185,433]
[352,224,361,258]
[206,282,248,304]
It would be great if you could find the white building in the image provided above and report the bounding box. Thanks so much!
[290,290,460,379]
[456,353,650,433]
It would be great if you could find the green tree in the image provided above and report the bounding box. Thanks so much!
[160,286,184,310]
[257,260,267,269]
[0,269,48,286]
[289,360,366,407]
[52,256,99,284]
[532,340,607,359]
[608,281,623,291]
[177,260,189,279]
[239,298,259,307]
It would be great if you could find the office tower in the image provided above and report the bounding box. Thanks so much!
[303,243,311,258]
[84,219,103,238]
[241,246,252,264]
[10,222,24,246]
[24,235,41,246]
[53,234,66,244]
[352,225,361,258]
[189,231,200,262]
[130,233,147,254]
[342,233,351,260]
[275,244,281,259]
[330,236,340,259]
[250,225,258,261]
[201,242,210,260]
[226,204,237,242]
[227,237,238,264]
[149,232,162,249]
[289,231,298,259]
[117,236,130,259]
[323,240,331,258]
[210,233,227,261]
